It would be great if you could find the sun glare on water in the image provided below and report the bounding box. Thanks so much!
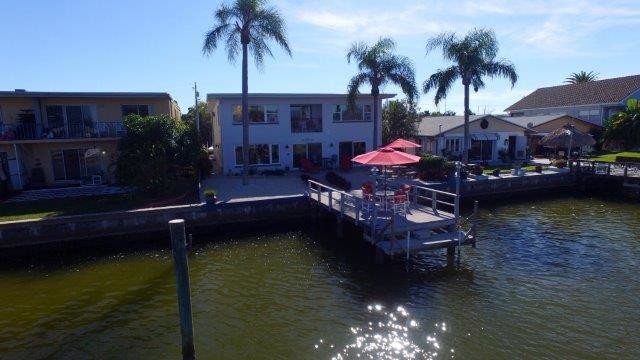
[315,304,454,359]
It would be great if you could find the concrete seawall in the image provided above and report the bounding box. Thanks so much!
[0,195,309,249]
[0,171,623,249]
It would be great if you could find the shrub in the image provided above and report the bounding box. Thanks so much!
[553,159,567,168]
[492,168,501,177]
[204,189,217,198]
[325,171,351,191]
[417,155,452,181]
[535,165,543,173]
[116,114,201,194]
[470,164,484,176]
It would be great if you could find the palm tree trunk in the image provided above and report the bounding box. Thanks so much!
[241,42,249,185]
[463,83,470,164]
[373,93,379,149]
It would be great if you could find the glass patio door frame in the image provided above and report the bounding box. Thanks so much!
[291,142,323,169]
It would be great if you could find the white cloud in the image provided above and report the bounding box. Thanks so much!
[291,4,454,38]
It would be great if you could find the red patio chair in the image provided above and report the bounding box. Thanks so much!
[300,158,320,173]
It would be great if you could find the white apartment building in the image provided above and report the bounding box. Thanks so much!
[207,93,394,175]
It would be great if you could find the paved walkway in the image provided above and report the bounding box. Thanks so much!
[201,169,374,203]
[5,185,129,203]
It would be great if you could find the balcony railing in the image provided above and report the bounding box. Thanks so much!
[291,117,323,133]
[0,122,126,141]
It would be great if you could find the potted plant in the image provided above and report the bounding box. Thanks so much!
[204,189,217,204]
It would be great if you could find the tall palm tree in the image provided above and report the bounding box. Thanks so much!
[564,71,598,84]
[423,28,517,163]
[203,0,291,185]
[347,37,418,149]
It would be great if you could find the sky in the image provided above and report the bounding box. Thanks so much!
[2,0,640,115]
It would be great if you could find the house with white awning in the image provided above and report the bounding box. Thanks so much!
[415,115,534,164]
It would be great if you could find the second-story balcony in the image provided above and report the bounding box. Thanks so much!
[0,122,126,142]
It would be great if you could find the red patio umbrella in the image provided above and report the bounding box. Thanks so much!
[385,138,422,150]
[352,147,421,165]
[352,147,420,209]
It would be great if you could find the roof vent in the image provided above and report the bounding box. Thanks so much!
[14,89,26,92]
[527,122,534,128]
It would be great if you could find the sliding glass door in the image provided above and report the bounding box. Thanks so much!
[51,148,103,181]
[292,143,322,168]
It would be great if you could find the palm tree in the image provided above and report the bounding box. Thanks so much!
[564,71,598,84]
[423,28,517,163]
[203,0,291,185]
[347,37,418,149]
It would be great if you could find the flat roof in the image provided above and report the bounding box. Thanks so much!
[0,90,173,98]
[207,93,396,100]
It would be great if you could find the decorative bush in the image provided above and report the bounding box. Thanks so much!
[535,165,543,173]
[492,168,501,177]
[417,155,453,181]
[325,171,351,191]
[471,164,484,176]
[204,189,217,203]
[553,159,567,168]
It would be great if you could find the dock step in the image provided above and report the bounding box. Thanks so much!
[375,231,470,256]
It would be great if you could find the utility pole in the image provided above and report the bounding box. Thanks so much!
[193,82,200,133]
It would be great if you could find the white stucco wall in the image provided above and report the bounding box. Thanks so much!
[209,94,388,174]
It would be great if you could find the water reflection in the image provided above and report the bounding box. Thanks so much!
[318,304,452,360]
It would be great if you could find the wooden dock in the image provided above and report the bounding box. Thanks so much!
[307,179,476,264]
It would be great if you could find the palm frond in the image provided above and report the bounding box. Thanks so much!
[383,55,418,102]
[482,59,518,87]
[347,72,371,109]
[346,41,368,64]
[422,66,459,105]
[252,6,292,56]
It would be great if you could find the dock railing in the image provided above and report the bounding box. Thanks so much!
[404,183,459,219]
[571,159,640,178]
[307,179,460,222]
[307,180,363,222]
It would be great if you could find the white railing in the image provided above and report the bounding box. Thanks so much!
[307,179,362,221]
[396,182,459,219]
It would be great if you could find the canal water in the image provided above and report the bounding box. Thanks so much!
[1,195,639,359]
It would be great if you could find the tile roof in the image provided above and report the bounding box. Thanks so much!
[505,74,640,111]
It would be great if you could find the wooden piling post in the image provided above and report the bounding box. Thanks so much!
[446,246,455,268]
[169,219,195,360]
[471,200,478,248]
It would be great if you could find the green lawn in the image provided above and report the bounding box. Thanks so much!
[0,194,143,222]
[0,181,198,222]
[587,151,640,163]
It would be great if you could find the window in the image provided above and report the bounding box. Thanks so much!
[51,148,105,181]
[339,141,366,161]
[445,138,461,153]
[121,105,149,117]
[291,104,322,132]
[235,144,280,165]
[46,106,65,136]
[332,104,371,121]
[45,105,96,138]
[232,105,278,123]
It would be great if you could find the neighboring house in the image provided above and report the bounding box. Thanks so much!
[502,114,602,156]
[0,90,181,190]
[416,115,532,164]
[207,93,394,175]
[505,74,640,126]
